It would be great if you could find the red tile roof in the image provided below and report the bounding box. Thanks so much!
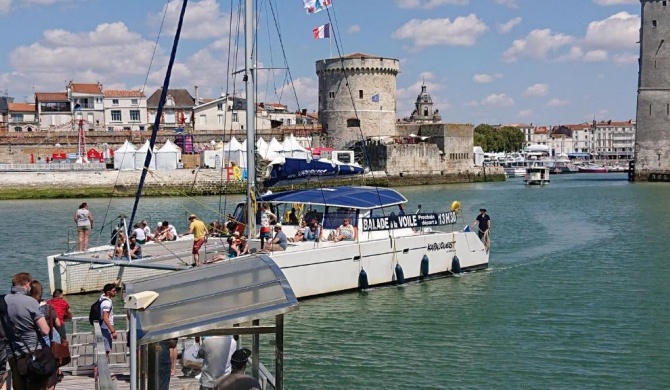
[104,90,145,98]
[35,92,68,102]
[8,103,35,112]
[70,83,103,94]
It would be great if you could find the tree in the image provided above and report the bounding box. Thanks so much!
[474,124,524,152]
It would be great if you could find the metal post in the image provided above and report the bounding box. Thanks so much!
[130,310,138,390]
[252,319,260,380]
[147,342,156,390]
[275,315,284,390]
[244,0,257,239]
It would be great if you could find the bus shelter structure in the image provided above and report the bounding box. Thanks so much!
[123,254,298,390]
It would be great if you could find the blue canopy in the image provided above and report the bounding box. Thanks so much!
[259,186,407,209]
[264,157,365,187]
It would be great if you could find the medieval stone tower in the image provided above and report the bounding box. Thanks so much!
[316,53,400,149]
[635,0,670,181]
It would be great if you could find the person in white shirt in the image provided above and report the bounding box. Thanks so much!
[131,224,147,244]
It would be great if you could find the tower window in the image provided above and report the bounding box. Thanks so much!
[359,90,363,99]
[664,1,667,6]
[347,118,360,127]
[329,92,335,98]
[653,20,657,28]
[650,104,652,116]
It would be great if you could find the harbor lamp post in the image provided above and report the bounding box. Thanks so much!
[124,291,160,390]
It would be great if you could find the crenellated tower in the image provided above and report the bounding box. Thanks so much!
[634,0,670,181]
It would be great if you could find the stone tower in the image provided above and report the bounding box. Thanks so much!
[635,0,670,181]
[409,84,442,123]
[316,53,400,149]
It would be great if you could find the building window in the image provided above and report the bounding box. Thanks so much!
[329,92,335,99]
[14,126,22,132]
[131,99,139,106]
[112,99,119,106]
[10,113,24,122]
[653,20,657,28]
[232,113,239,122]
[347,118,360,127]
[286,119,292,125]
[218,115,224,125]
[199,115,206,125]
[217,103,224,111]
[130,110,140,122]
[139,126,145,131]
[111,110,122,122]
[166,96,174,106]
[359,90,363,99]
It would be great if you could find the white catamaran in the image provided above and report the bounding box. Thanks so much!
[47,0,489,298]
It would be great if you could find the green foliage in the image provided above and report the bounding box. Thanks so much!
[474,124,525,153]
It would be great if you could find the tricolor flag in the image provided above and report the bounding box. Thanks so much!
[371,93,380,103]
[313,23,330,39]
[304,0,332,14]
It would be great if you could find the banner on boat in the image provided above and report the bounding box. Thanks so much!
[361,211,457,232]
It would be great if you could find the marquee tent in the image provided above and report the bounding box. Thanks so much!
[156,140,181,170]
[134,140,157,171]
[114,140,136,171]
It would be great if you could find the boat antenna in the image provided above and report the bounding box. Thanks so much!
[128,0,189,231]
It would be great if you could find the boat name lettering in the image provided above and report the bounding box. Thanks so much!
[361,212,457,232]
[427,242,454,251]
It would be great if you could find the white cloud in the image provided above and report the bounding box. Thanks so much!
[148,0,232,40]
[593,0,637,5]
[613,52,638,64]
[503,29,574,63]
[546,98,569,107]
[393,14,488,49]
[396,0,469,9]
[472,73,502,83]
[347,25,361,34]
[0,0,10,14]
[497,17,522,34]
[584,12,640,50]
[464,100,479,107]
[494,0,518,8]
[584,50,609,62]
[481,93,514,107]
[517,109,533,118]
[523,83,549,97]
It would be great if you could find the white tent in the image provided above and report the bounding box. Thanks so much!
[222,137,246,168]
[473,146,485,167]
[281,134,310,158]
[256,138,269,158]
[156,140,180,170]
[134,140,157,171]
[224,136,243,152]
[113,140,136,171]
[261,137,284,160]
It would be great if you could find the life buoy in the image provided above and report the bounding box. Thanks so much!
[232,165,242,180]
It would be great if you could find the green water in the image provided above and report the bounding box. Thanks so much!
[1,174,668,389]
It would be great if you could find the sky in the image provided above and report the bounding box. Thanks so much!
[0,0,642,126]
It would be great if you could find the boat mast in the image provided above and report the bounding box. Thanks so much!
[244,0,257,238]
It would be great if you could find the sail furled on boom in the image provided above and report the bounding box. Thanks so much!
[263,157,365,187]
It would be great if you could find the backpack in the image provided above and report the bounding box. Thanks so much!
[88,298,108,326]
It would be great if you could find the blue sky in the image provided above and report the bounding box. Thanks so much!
[0,0,641,126]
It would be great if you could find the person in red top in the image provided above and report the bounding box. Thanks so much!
[47,288,73,341]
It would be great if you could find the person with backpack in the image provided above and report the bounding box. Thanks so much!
[93,283,118,355]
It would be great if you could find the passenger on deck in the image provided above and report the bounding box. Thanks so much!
[125,236,142,259]
[141,220,153,241]
[131,223,147,245]
[155,221,178,242]
[288,207,299,225]
[261,224,287,252]
[304,219,321,242]
[109,233,125,258]
[238,236,249,255]
[290,220,307,242]
[259,203,277,250]
[225,214,237,233]
[227,237,239,258]
[333,218,356,242]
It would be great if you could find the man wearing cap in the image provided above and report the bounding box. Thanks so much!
[99,282,118,355]
[473,208,491,241]
[262,223,287,252]
[197,336,237,390]
[214,348,261,390]
[184,214,209,266]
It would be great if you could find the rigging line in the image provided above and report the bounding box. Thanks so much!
[129,0,189,232]
[325,6,388,220]
[141,0,173,94]
[101,0,172,236]
[264,0,280,104]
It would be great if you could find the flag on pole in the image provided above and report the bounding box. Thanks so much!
[371,93,380,103]
[304,0,332,14]
[313,23,330,39]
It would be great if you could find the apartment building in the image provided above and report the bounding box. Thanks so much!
[103,90,148,131]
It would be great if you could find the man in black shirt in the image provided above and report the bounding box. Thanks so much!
[473,208,491,240]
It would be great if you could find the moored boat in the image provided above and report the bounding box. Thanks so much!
[524,165,551,185]
[578,163,608,173]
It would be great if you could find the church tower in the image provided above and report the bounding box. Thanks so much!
[409,84,441,123]
[634,0,670,181]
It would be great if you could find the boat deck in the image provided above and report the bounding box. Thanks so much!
[58,372,199,389]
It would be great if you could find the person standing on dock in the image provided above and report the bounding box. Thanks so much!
[214,348,261,390]
[198,336,237,390]
[184,214,208,267]
[99,282,118,356]
[74,202,93,251]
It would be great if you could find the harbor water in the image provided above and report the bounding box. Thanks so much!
[1,173,668,389]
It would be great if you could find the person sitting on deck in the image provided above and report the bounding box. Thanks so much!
[225,214,238,233]
[227,236,240,258]
[304,219,321,242]
[288,207,300,225]
[131,223,147,245]
[333,218,356,242]
[238,236,249,255]
[261,224,287,252]
[289,220,307,242]
[155,221,178,242]
[124,235,142,259]
[109,233,125,258]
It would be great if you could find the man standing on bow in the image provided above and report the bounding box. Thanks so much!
[184,214,208,267]
[473,208,491,241]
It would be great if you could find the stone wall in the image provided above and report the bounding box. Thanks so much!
[316,55,399,149]
[634,1,670,181]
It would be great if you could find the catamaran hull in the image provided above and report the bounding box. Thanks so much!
[48,230,488,298]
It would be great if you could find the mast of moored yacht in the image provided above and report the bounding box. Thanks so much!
[244,0,257,238]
